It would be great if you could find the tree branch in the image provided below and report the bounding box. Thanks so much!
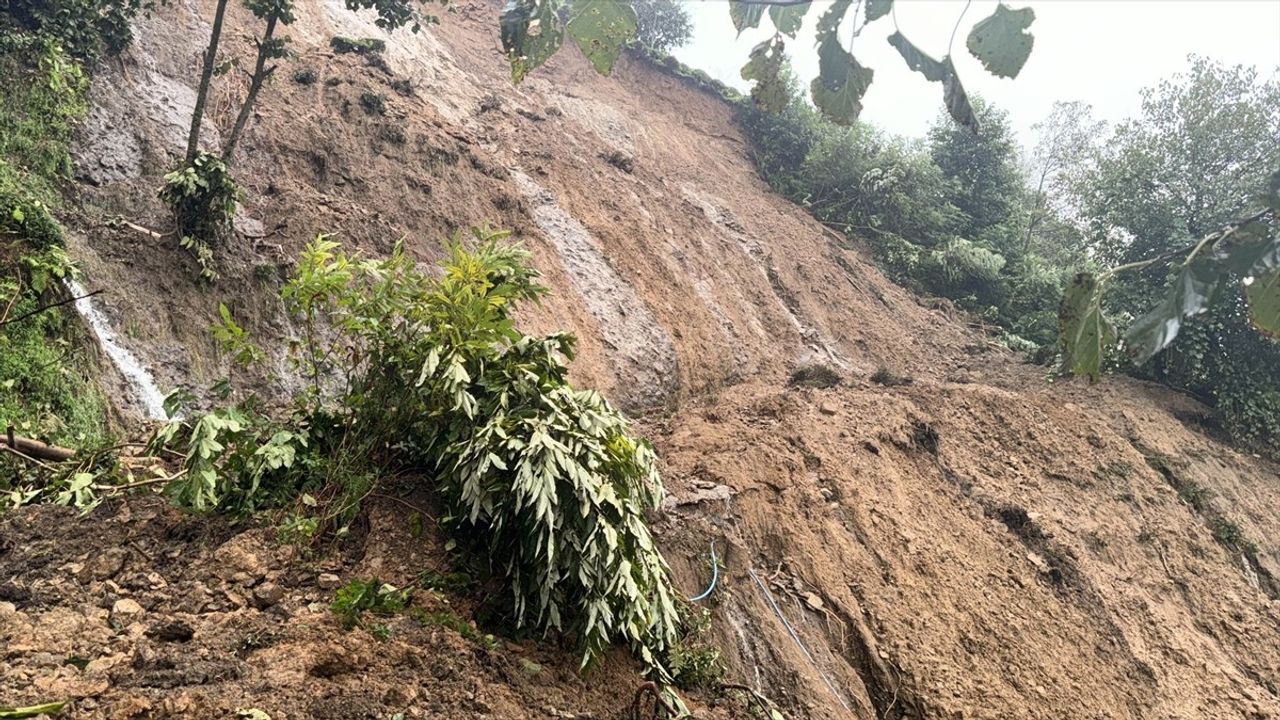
[0,289,102,329]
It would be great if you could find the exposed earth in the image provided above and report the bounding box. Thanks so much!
[2,0,1278,718]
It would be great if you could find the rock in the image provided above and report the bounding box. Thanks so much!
[146,620,194,643]
[804,592,825,612]
[111,598,144,625]
[252,582,285,609]
[213,537,267,583]
[0,601,16,614]
[819,401,839,416]
[519,658,543,676]
[87,548,128,580]
[662,483,735,509]
[317,573,341,590]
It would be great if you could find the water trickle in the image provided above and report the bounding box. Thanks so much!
[65,278,168,421]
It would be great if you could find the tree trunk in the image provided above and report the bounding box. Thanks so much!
[3,429,76,462]
[1022,170,1050,256]
[222,13,279,163]
[185,0,232,164]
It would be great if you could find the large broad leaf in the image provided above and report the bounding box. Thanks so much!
[566,0,637,76]
[742,37,789,113]
[1124,261,1221,364]
[966,3,1035,79]
[1247,268,1280,337]
[1059,272,1117,381]
[810,36,873,125]
[866,0,893,22]
[729,1,769,35]
[809,0,870,125]
[500,0,564,84]
[1214,219,1276,276]
[768,2,810,37]
[886,32,978,132]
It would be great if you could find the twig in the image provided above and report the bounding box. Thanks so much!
[947,0,973,57]
[92,470,185,492]
[1,444,54,470]
[0,289,103,328]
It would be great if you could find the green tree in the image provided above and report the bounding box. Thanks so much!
[632,0,691,53]
[1023,100,1101,257]
[1078,57,1279,268]
[1063,57,1280,452]
[928,98,1026,257]
[169,0,441,279]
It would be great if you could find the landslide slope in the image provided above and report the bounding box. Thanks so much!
[2,1,1277,718]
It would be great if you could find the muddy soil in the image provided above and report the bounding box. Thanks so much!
[4,0,1277,717]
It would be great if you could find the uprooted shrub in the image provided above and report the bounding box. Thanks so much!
[147,230,682,676]
[158,151,240,280]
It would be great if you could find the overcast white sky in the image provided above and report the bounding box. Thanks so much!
[672,0,1280,149]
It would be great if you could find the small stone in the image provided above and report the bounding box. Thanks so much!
[252,582,285,609]
[519,658,543,676]
[804,592,824,611]
[819,401,838,416]
[111,598,144,625]
[146,620,194,643]
[87,548,128,580]
[317,573,341,590]
[0,601,16,614]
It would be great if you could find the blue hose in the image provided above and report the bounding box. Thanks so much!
[688,541,719,602]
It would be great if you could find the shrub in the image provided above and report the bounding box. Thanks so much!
[0,161,64,250]
[330,36,385,55]
[358,91,386,115]
[158,151,240,280]
[0,41,88,199]
[331,578,412,628]
[152,231,682,676]
[788,363,841,388]
[292,66,317,85]
[0,0,144,62]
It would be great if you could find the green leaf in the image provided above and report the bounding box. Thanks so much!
[887,30,946,81]
[1059,271,1116,381]
[729,1,768,35]
[866,0,892,22]
[566,0,638,76]
[0,702,68,718]
[11,206,24,223]
[1214,220,1276,276]
[1246,268,1280,337]
[966,3,1035,79]
[741,37,789,113]
[768,2,810,37]
[500,0,565,84]
[886,32,977,132]
[810,1,872,125]
[1124,261,1221,364]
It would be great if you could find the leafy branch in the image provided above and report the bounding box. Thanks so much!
[500,0,1037,132]
[1060,174,1280,380]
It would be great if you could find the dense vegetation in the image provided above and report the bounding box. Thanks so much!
[0,8,130,447]
[159,232,683,676]
[736,57,1280,455]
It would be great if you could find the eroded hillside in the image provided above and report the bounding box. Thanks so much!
[3,0,1278,718]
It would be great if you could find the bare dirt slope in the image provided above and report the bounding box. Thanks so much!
[2,0,1277,718]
